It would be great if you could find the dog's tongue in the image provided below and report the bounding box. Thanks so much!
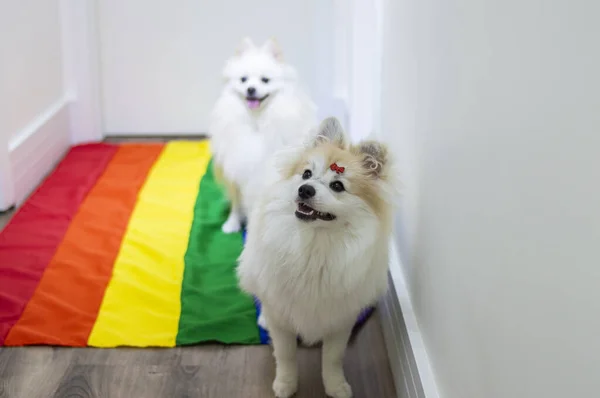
[247,99,260,109]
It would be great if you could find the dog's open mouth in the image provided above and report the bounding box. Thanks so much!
[246,95,269,109]
[295,202,336,222]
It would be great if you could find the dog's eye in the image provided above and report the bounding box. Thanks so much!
[240,76,247,83]
[330,181,345,192]
[302,170,312,180]
[261,77,270,84]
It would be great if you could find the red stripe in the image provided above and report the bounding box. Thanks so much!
[4,144,164,346]
[0,143,118,345]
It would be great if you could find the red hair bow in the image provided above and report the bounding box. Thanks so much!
[330,163,345,174]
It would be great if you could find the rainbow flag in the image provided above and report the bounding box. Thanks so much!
[0,141,263,347]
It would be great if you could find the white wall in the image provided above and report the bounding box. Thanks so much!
[0,0,71,209]
[0,1,64,142]
[380,0,600,397]
[98,0,328,135]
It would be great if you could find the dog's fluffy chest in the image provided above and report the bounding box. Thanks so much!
[239,227,389,342]
[264,257,364,340]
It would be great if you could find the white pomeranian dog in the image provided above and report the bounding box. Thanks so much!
[237,117,398,398]
[209,37,316,233]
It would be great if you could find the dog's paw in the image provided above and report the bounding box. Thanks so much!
[221,217,241,234]
[272,377,297,398]
[324,380,352,398]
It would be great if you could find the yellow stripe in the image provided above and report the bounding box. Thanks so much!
[88,141,211,347]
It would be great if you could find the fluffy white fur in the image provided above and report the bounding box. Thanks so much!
[237,118,398,398]
[209,37,316,233]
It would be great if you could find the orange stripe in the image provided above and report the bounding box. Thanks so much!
[5,144,164,346]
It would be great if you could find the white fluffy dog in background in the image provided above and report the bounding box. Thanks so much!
[209,37,316,233]
[237,117,398,398]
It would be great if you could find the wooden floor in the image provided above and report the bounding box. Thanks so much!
[0,318,395,398]
[0,140,397,398]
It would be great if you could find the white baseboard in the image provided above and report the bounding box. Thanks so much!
[380,239,441,398]
[8,97,71,205]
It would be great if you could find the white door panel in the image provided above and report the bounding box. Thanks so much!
[99,0,320,135]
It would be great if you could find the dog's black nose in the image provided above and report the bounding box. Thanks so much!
[247,87,256,96]
[298,184,316,199]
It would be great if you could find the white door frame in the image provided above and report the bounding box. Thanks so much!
[61,0,103,145]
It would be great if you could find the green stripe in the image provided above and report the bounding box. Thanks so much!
[177,159,260,345]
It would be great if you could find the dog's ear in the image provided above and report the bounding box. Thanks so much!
[235,37,255,56]
[309,117,347,149]
[355,141,388,178]
[262,38,283,62]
